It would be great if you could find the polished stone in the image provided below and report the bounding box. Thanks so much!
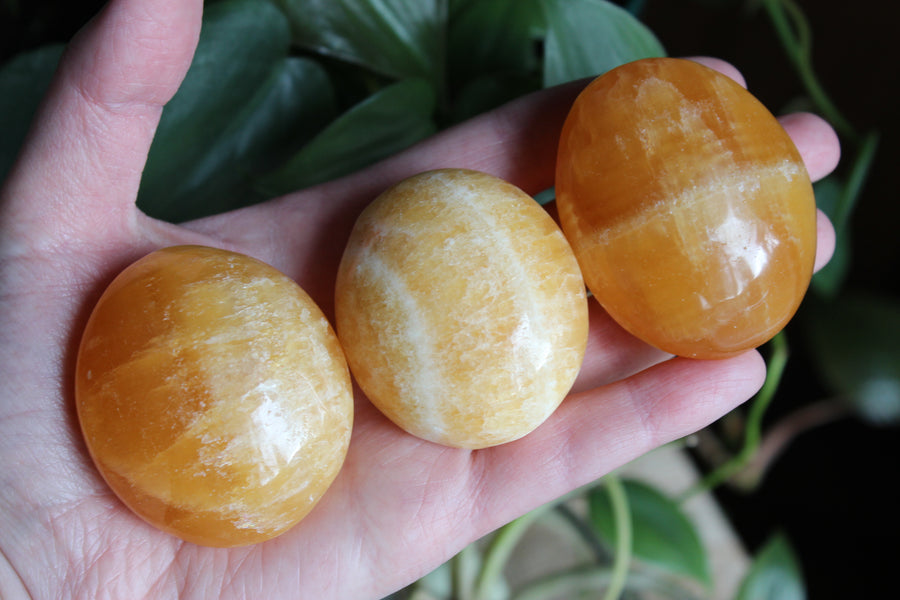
[76,245,353,546]
[556,58,817,358]
[336,169,588,449]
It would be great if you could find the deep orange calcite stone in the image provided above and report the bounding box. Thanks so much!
[75,245,353,547]
[556,58,817,358]
[336,169,588,449]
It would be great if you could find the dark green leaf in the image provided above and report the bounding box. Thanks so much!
[258,78,436,196]
[623,0,647,15]
[541,0,665,86]
[137,0,334,221]
[803,292,900,425]
[0,44,64,183]
[810,176,850,297]
[276,0,445,87]
[811,175,842,226]
[589,479,710,585]
[447,0,545,89]
[736,533,805,600]
[449,72,539,124]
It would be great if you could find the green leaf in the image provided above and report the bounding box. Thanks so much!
[802,292,900,425]
[736,533,805,600]
[810,176,851,297]
[414,559,452,598]
[0,44,64,184]
[276,0,446,87]
[515,565,706,600]
[447,0,545,88]
[589,479,710,586]
[137,0,334,221]
[448,71,539,123]
[258,78,436,196]
[540,0,665,87]
[453,541,482,600]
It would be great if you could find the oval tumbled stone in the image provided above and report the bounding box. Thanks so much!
[556,57,817,359]
[75,245,353,547]
[335,169,588,449]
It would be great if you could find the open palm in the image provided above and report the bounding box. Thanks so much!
[0,0,840,598]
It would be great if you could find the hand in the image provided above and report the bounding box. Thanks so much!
[0,0,840,598]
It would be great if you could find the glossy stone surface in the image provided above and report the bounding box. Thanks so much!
[336,169,588,449]
[556,58,817,359]
[76,245,353,547]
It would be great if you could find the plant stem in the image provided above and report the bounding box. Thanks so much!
[602,474,631,600]
[730,397,850,490]
[513,565,704,600]
[473,509,542,600]
[761,0,858,142]
[682,332,790,499]
[554,503,612,564]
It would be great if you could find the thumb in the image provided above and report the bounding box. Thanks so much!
[0,0,202,250]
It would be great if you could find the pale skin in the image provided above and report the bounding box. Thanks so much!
[0,0,840,598]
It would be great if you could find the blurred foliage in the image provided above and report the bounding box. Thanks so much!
[0,0,895,598]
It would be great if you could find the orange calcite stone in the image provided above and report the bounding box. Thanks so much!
[335,169,588,449]
[556,58,817,359]
[75,245,353,547]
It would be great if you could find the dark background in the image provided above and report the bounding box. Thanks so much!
[3,0,897,597]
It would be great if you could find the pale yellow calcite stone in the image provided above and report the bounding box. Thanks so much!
[556,58,817,358]
[335,169,588,449]
[76,245,353,547]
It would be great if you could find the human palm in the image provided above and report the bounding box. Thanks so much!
[0,0,840,598]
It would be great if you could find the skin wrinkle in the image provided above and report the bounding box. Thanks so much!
[151,542,189,600]
[76,509,151,599]
[624,370,679,448]
[45,501,100,598]
[218,546,261,600]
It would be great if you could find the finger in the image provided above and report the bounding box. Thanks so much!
[0,0,202,248]
[778,112,841,182]
[571,301,671,394]
[687,56,747,87]
[814,209,836,273]
[468,349,766,529]
[687,58,841,183]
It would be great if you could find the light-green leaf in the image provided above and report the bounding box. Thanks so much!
[0,44,64,184]
[258,78,436,196]
[277,0,446,87]
[137,0,334,221]
[541,0,665,86]
[589,479,710,586]
[736,533,806,600]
